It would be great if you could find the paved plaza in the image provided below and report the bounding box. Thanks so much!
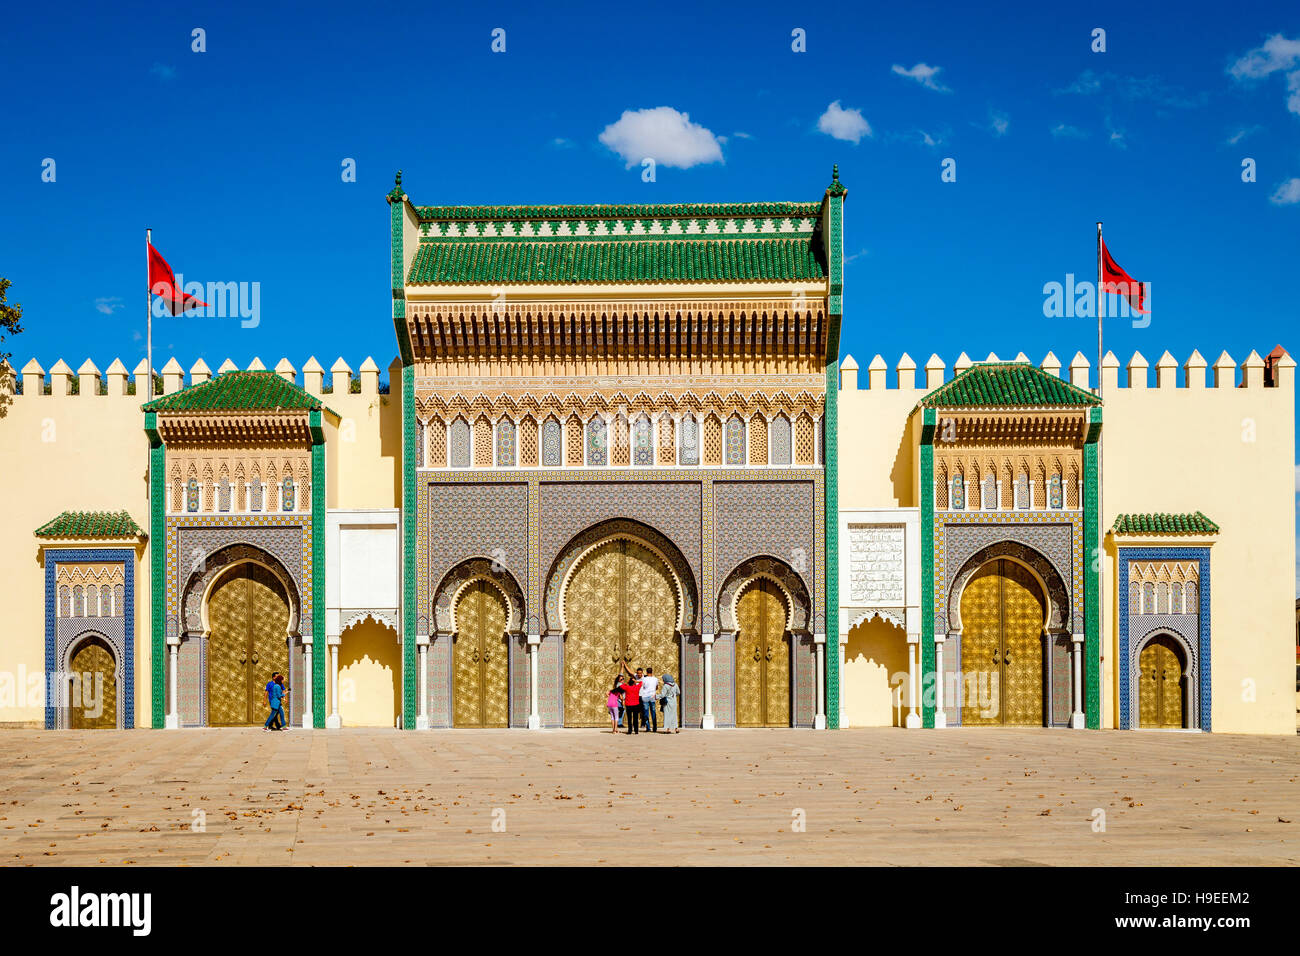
[1,728,1296,866]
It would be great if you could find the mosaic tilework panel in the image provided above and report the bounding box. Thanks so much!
[178,637,202,727]
[682,635,703,727]
[793,633,815,727]
[171,521,307,628]
[1118,547,1210,731]
[713,479,815,609]
[510,636,528,728]
[425,482,529,613]
[539,480,702,606]
[1050,636,1072,726]
[941,637,961,726]
[288,640,305,726]
[713,633,735,726]
[937,516,1079,636]
[538,636,561,726]
[427,636,451,728]
[43,549,135,730]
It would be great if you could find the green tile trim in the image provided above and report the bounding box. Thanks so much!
[823,186,843,728]
[406,238,827,285]
[919,409,936,728]
[310,409,326,727]
[34,510,144,538]
[414,201,823,223]
[1110,512,1219,534]
[141,370,325,413]
[401,364,417,727]
[916,362,1102,409]
[1084,407,1102,728]
[146,412,165,729]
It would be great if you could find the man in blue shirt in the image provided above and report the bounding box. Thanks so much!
[264,672,284,731]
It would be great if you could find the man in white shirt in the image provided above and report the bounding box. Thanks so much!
[639,667,659,733]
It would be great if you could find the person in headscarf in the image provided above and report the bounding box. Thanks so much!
[659,673,681,733]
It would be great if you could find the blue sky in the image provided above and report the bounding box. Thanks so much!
[2,0,1298,579]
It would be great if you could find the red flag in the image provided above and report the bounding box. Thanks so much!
[148,243,208,315]
[1100,239,1147,315]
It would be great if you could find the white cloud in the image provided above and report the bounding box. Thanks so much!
[1106,117,1127,149]
[891,62,951,93]
[1229,34,1300,115]
[989,110,1010,136]
[1051,123,1088,139]
[1270,178,1300,205]
[817,101,872,143]
[598,107,724,169]
[843,248,870,264]
[732,131,753,140]
[1227,125,1261,145]
[95,296,124,315]
[1294,462,1300,494]
[550,137,575,149]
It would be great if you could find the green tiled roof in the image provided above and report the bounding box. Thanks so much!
[407,238,826,284]
[414,201,823,222]
[142,371,324,413]
[1111,512,1220,535]
[917,362,1102,408]
[35,510,145,539]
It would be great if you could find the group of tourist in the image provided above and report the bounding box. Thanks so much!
[607,662,681,734]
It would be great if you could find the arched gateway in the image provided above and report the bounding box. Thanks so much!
[206,562,293,725]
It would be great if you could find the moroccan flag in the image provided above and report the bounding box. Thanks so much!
[1100,239,1147,315]
[148,243,208,315]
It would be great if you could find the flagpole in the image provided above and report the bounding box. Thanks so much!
[1095,220,1105,727]
[1096,222,1102,398]
[146,228,153,401]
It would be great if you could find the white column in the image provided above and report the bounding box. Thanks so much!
[838,631,849,728]
[165,637,180,729]
[301,637,314,729]
[813,633,827,729]
[1070,634,1086,728]
[527,632,541,729]
[933,634,947,728]
[416,635,430,730]
[701,632,715,729]
[325,635,342,729]
[905,633,921,728]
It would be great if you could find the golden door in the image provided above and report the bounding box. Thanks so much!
[68,637,116,729]
[1138,636,1184,728]
[958,559,1045,727]
[734,580,791,726]
[452,580,509,727]
[564,539,678,727]
[206,564,291,725]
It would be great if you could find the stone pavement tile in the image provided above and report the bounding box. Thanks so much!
[0,728,1297,865]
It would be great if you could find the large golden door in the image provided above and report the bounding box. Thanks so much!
[564,539,678,727]
[734,580,791,727]
[959,559,1045,727]
[206,563,291,725]
[452,581,509,727]
[68,637,116,729]
[1138,636,1184,728]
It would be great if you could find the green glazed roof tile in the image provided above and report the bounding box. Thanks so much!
[1111,512,1220,535]
[142,370,324,413]
[35,510,145,539]
[414,201,823,222]
[917,362,1102,408]
[407,238,826,284]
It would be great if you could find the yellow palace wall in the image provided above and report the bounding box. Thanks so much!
[834,349,1296,735]
[0,357,401,728]
[1,347,1293,733]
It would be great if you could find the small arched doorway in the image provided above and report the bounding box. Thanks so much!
[959,558,1046,726]
[563,538,680,727]
[1138,635,1186,729]
[67,635,117,729]
[734,579,791,727]
[452,580,510,727]
[206,562,291,725]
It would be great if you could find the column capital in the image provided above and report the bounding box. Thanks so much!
[415,634,430,647]
[906,631,921,645]
[526,631,541,646]
[300,634,313,647]
[813,632,826,646]
[701,632,716,646]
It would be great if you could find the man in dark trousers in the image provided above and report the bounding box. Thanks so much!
[618,671,642,735]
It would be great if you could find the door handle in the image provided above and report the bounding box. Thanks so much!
[239,657,247,665]
[991,650,1000,664]
[471,648,480,662]
[765,646,774,661]
[252,656,259,665]
[483,650,491,663]
[753,647,762,662]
